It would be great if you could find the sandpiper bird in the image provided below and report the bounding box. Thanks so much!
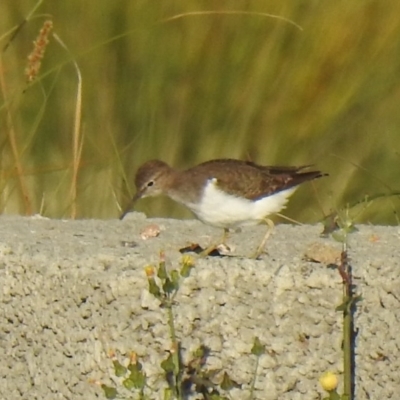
[120,159,326,257]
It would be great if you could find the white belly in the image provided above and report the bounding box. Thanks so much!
[186,179,297,228]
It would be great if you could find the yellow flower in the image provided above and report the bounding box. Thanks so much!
[181,255,195,267]
[129,351,138,364]
[144,265,155,277]
[319,371,338,392]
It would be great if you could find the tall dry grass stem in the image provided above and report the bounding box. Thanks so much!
[0,17,55,215]
[53,33,83,219]
[0,61,33,215]
[161,10,303,31]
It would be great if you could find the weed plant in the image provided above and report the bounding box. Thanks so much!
[97,229,359,400]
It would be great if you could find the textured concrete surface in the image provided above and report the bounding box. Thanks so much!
[0,214,399,399]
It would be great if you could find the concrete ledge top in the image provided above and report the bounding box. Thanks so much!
[0,214,399,399]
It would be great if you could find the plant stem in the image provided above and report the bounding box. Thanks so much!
[249,355,259,400]
[343,304,352,399]
[166,300,182,400]
[341,243,353,400]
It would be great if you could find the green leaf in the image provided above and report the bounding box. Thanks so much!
[220,372,240,390]
[192,346,206,359]
[335,300,349,312]
[171,270,180,285]
[101,384,118,399]
[180,263,192,277]
[157,260,168,280]
[122,377,135,390]
[339,220,358,234]
[124,359,146,389]
[163,388,174,400]
[128,360,143,373]
[352,294,363,304]
[162,278,177,294]
[128,369,146,389]
[336,295,362,312]
[148,278,162,298]
[161,353,175,373]
[328,391,341,400]
[251,337,265,356]
[332,231,347,243]
[112,359,127,377]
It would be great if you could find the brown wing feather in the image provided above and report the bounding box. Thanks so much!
[185,159,325,201]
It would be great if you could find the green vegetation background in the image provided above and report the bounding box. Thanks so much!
[1,1,399,223]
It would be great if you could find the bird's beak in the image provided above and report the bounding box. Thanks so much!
[119,191,142,220]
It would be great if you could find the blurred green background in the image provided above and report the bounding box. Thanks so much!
[1,0,399,224]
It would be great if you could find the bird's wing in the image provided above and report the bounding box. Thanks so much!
[190,159,323,200]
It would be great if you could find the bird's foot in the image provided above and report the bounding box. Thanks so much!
[199,242,232,257]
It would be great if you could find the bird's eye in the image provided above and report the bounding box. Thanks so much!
[147,181,154,187]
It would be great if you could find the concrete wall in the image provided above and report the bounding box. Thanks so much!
[0,215,398,399]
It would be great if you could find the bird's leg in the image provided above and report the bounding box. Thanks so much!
[200,228,230,257]
[251,218,275,259]
[221,227,229,244]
